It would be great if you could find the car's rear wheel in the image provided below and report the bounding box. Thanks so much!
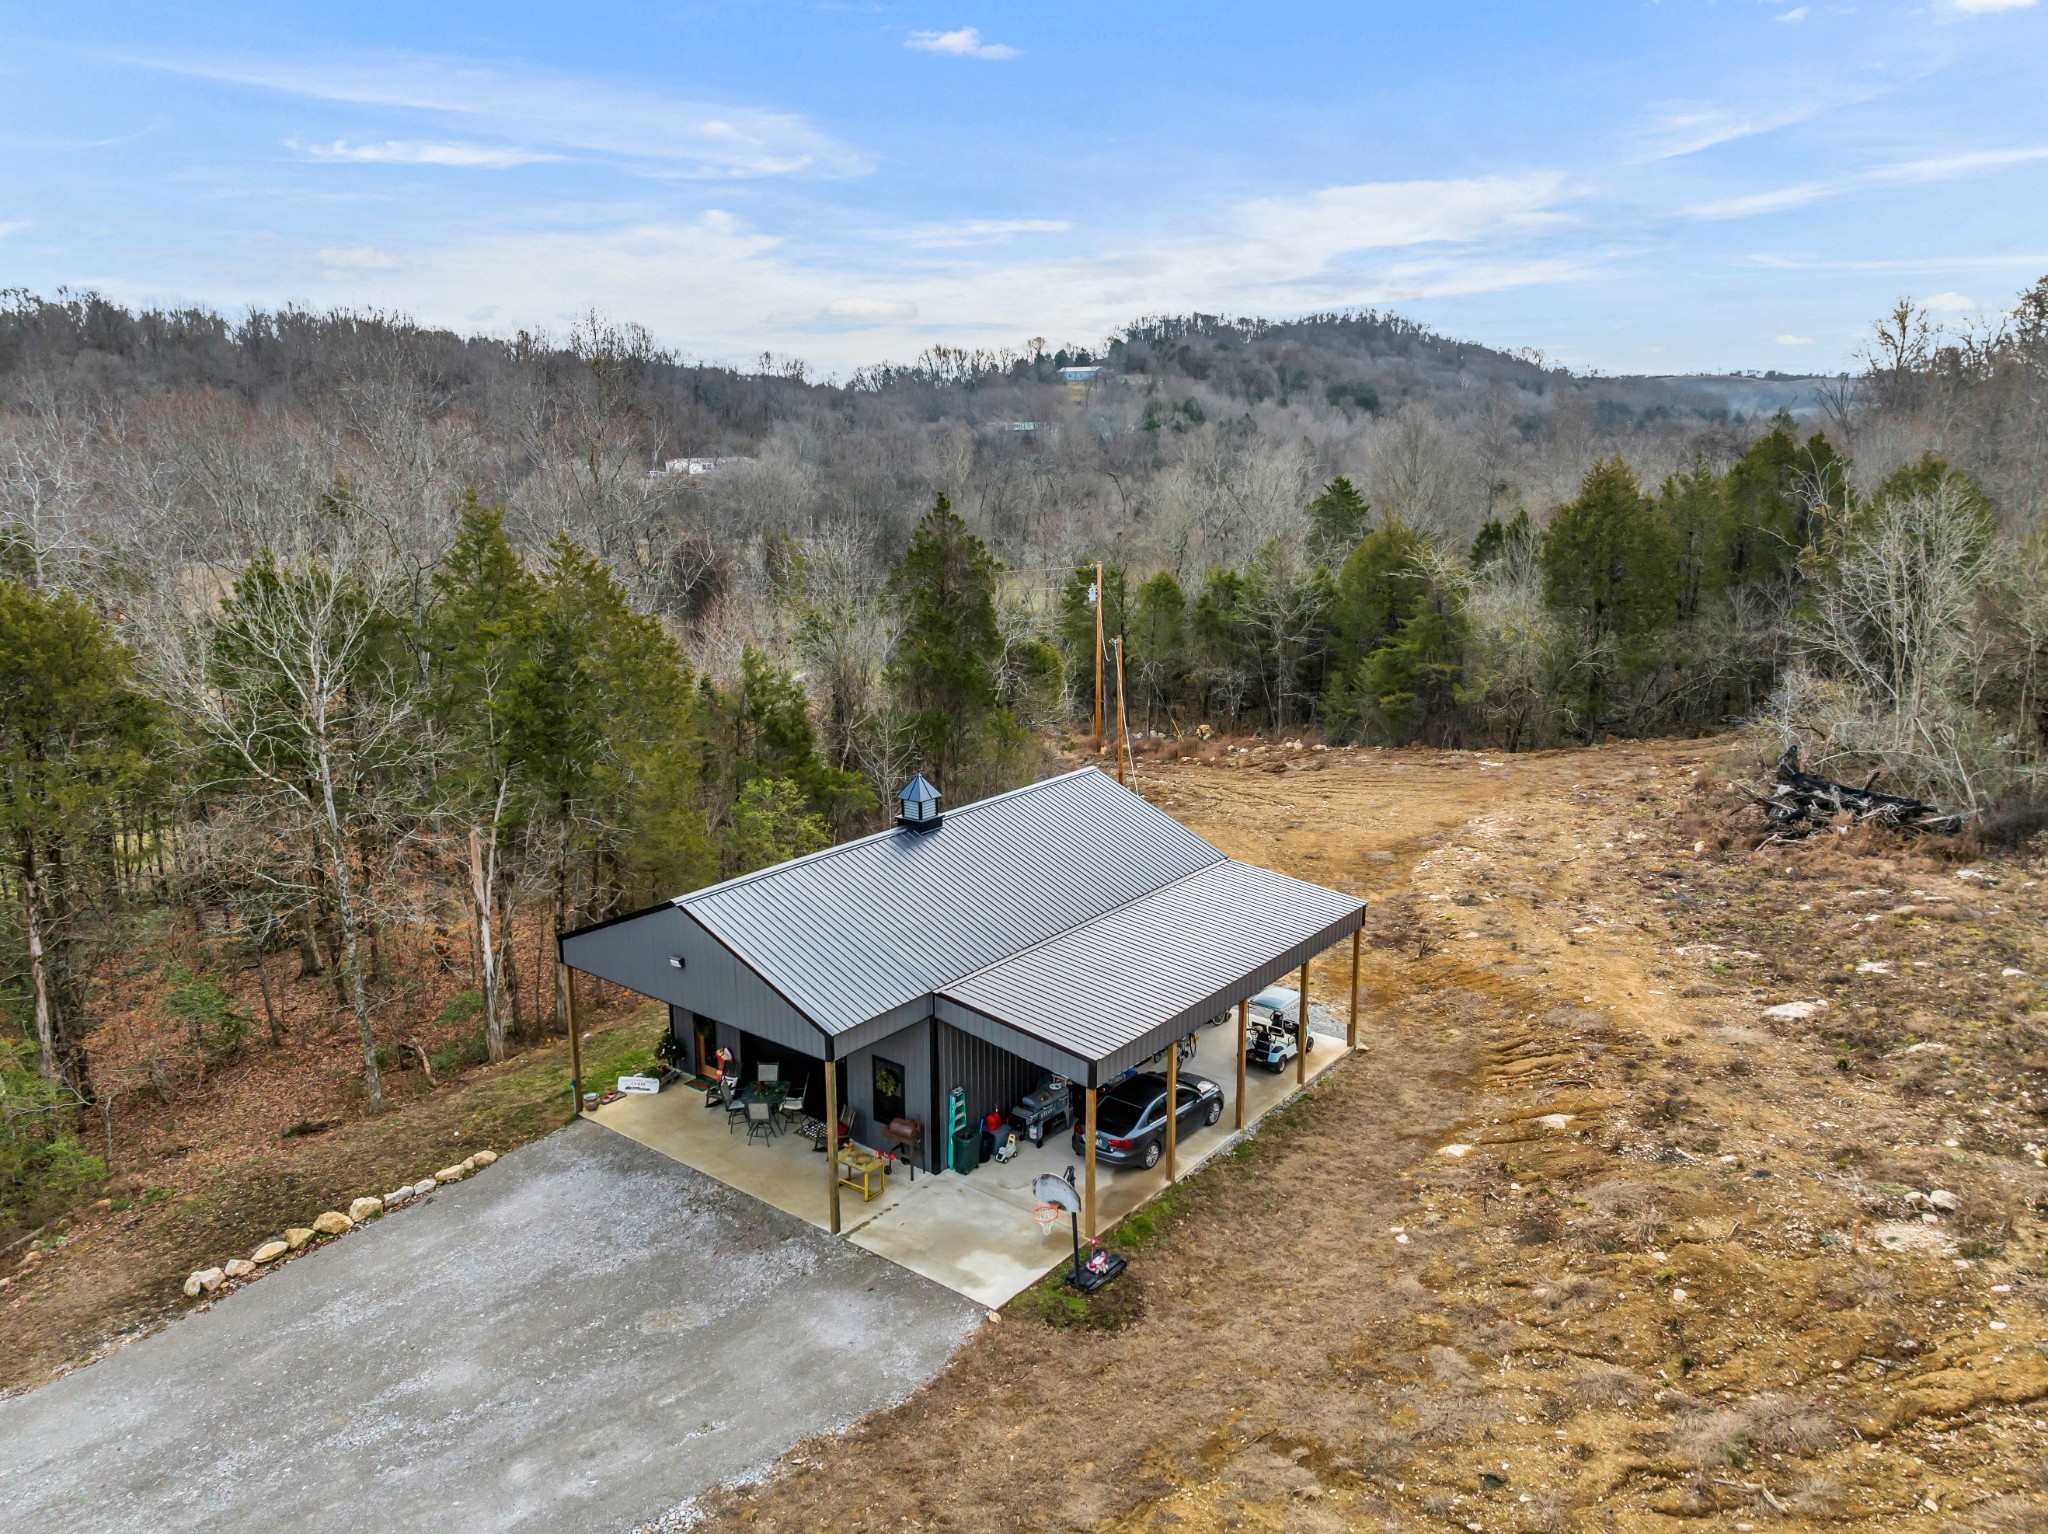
[1140,1139,1161,1169]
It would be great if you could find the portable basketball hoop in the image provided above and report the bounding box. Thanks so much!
[1032,1171,1128,1292]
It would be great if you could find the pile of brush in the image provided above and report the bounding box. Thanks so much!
[1740,747,1966,840]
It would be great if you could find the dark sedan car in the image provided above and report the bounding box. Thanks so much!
[1071,1069,1225,1170]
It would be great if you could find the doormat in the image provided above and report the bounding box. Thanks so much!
[678,1076,717,1093]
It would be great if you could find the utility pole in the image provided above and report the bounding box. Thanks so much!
[1092,561,1105,743]
[1113,635,1131,787]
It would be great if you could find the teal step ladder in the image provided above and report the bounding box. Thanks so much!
[945,1086,969,1172]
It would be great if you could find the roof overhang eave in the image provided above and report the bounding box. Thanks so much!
[938,903,1364,1089]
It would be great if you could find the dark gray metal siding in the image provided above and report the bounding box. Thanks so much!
[681,768,1222,1037]
[843,1019,933,1169]
[936,1021,1045,1147]
[562,904,826,1059]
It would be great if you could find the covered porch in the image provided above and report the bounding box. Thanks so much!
[588,997,1352,1307]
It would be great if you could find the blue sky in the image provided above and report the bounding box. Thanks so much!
[2,1,2045,375]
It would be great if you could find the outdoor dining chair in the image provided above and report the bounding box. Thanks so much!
[725,1085,749,1134]
[744,1099,777,1145]
[779,1078,809,1128]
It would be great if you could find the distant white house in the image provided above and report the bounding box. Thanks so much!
[646,456,753,482]
[1058,365,1109,384]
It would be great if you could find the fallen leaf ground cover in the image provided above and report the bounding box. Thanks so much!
[0,998,661,1393]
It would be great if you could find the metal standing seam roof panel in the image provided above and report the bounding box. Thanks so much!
[937,858,1365,1078]
[678,768,1224,1036]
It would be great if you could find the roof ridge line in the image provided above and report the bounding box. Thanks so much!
[677,764,1109,910]
[932,852,1230,996]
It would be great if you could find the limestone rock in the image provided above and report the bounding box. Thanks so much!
[224,1258,255,1279]
[383,1187,414,1208]
[1927,1189,1960,1213]
[459,1156,477,1175]
[347,1196,383,1224]
[1761,1000,1828,1022]
[1437,1144,1473,1158]
[411,1179,437,1198]
[251,1240,288,1264]
[433,1165,467,1184]
[284,1227,315,1251]
[312,1211,353,1236]
[187,1266,224,1296]
[471,1149,496,1167]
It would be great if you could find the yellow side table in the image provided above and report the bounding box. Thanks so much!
[837,1147,885,1202]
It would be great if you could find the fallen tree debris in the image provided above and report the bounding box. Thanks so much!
[1740,748,1965,839]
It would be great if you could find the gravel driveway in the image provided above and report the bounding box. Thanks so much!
[0,1119,981,1533]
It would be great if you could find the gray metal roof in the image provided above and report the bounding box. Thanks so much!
[938,859,1364,1082]
[565,765,1366,1078]
[680,768,1223,1036]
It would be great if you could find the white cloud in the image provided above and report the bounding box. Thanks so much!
[1685,144,2048,218]
[872,218,1070,248]
[822,297,919,323]
[1922,290,1977,312]
[1632,100,1832,162]
[0,220,29,238]
[1944,0,2036,13]
[237,170,1591,371]
[1775,334,1817,345]
[1228,172,1575,266]
[314,245,406,273]
[301,138,558,169]
[1776,6,1809,20]
[1736,251,2048,273]
[906,29,1021,59]
[148,53,868,179]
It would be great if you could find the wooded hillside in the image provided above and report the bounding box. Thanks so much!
[3,277,2046,1234]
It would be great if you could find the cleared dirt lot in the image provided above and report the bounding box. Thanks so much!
[694,739,2048,1532]
[0,1122,980,1534]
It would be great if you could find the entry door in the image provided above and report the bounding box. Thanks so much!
[693,1017,717,1077]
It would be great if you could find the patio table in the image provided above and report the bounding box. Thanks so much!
[837,1147,885,1202]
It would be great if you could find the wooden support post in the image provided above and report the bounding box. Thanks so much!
[824,1056,841,1235]
[1084,1087,1098,1239]
[1348,927,1361,1051]
[563,962,585,1116]
[1296,960,1309,1086]
[1234,998,1247,1131]
[1092,561,1105,743]
[1165,1037,1179,1183]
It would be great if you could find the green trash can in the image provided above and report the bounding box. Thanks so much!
[952,1125,980,1175]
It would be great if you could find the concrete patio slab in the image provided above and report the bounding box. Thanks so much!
[593,1013,1350,1309]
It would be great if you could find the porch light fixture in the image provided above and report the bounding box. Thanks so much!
[668,955,686,969]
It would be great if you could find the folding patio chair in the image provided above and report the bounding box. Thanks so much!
[744,1099,777,1145]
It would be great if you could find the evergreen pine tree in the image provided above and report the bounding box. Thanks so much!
[886,495,1001,787]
